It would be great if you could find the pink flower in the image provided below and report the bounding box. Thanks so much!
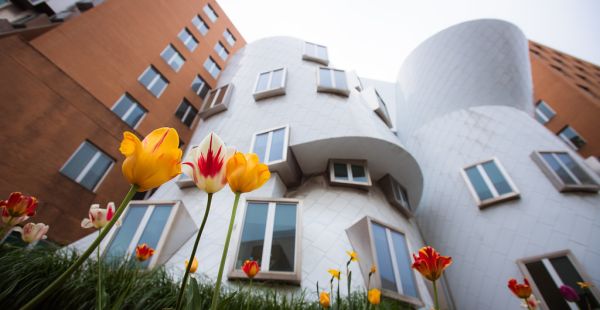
[81,203,115,229]
[559,285,580,302]
[20,223,49,243]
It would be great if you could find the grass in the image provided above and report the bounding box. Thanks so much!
[0,246,412,309]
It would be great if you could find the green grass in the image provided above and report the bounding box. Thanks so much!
[0,246,412,309]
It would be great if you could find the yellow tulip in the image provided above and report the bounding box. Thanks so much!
[328,269,341,280]
[319,291,331,308]
[368,288,381,305]
[119,128,182,192]
[226,152,270,193]
[346,250,359,262]
[185,257,198,273]
[370,264,377,274]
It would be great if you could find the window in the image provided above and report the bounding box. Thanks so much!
[517,250,600,310]
[111,93,146,128]
[378,174,411,217]
[558,126,586,150]
[329,160,372,187]
[178,28,198,52]
[223,29,236,46]
[229,198,301,283]
[60,141,114,191]
[203,4,218,22]
[203,57,221,78]
[251,126,289,165]
[138,66,169,97]
[317,67,349,96]
[461,158,519,208]
[160,44,185,72]
[191,15,209,36]
[346,217,422,306]
[302,41,329,65]
[191,75,211,99]
[253,68,287,100]
[214,42,229,61]
[132,188,156,201]
[175,99,198,127]
[198,84,233,119]
[531,151,599,192]
[534,100,555,124]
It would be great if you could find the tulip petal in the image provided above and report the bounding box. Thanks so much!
[119,132,141,156]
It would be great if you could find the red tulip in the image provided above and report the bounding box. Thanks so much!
[135,243,155,262]
[508,278,532,299]
[241,259,260,279]
[411,246,452,282]
[0,192,38,226]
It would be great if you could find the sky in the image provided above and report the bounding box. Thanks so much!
[217,0,600,82]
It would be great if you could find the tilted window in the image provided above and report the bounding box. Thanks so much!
[191,75,211,100]
[317,67,349,97]
[138,66,169,98]
[192,15,209,36]
[203,3,218,22]
[214,42,229,61]
[253,68,287,100]
[534,100,555,124]
[111,93,146,128]
[251,125,289,165]
[175,99,198,128]
[558,125,586,150]
[461,158,519,208]
[531,151,599,192]
[198,84,233,119]
[329,160,372,187]
[302,41,328,65]
[160,44,185,72]
[379,174,412,218]
[223,29,236,46]
[178,28,198,52]
[203,57,221,78]
[60,141,114,191]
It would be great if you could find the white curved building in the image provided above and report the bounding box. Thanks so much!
[73,19,600,310]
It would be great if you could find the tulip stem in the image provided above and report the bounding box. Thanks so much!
[433,280,439,310]
[210,192,241,310]
[20,185,138,310]
[175,192,213,310]
[97,228,102,310]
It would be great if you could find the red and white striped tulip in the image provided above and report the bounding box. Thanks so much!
[21,222,49,243]
[81,203,115,229]
[1,192,38,226]
[182,132,234,193]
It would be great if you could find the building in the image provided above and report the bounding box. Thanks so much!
[70,19,600,310]
[0,0,244,244]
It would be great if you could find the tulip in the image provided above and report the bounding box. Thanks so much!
[242,259,260,279]
[578,282,591,289]
[370,265,377,274]
[120,128,182,192]
[0,192,38,226]
[411,246,452,282]
[319,291,331,308]
[20,222,49,243]
[559,285,580,302]
[135,243,155,262]
[185,257,198,273]
[81,203,115,229]
[368,288,381,305]
[508,278,532,299]
[226,152,270,193]
[182,133,234,193]
[346,250,359,262]
[328,269,341,280]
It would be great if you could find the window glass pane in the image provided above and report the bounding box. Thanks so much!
[112,95,133,118]
[161,45,175,64]
[333,163,348,180]
[224,30,235,46]
[150,76,168,97]
[79,153,112,190]
[317,45,328,60]
[136,204,173,267]
[256,72,270,92]
[106,205,147,258]
[236,202,269,268]
[392,180,403,202]
[268,128,286,163]
[372,223,398,292]
[351,165,367,182]
[253,132,269,164]
[203,4,218,22]
[334,70,347,90]
[525,261,571,310]
[481,161,513,195]
[183,108,197,127]
[537,101,555,119]
[171,53,184,71]
[541,153,577,185]
[139,67,156,87]
[550,256,600,307]
[560,126,586,149]
[271,69,284,88]
[192,16,208,35]
[125,105,145,127]
[62,143,96,181]
[390,231,418,297]
[319,68,332,88]
[178,29,189,43]
[556,153,595,185]
[186,39,198,52]
[175,101,189,119]
[269,203,297,272]
[535,112,548,124]
[465,166,493,201]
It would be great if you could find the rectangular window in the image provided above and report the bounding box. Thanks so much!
[60,141,114,191]
[302,41,329,65]
[253,68,287,100]
[175,99,199,127]
[203,4,218,22]
[138,66,169,98]
[203,57,221,78]
[251,126,289,164]
[229,199,301,283]
[531,151,599,192]
[111,93,146,128]
[317,67,349,96]
[534,100,556,124]
[461,158,519,208]
[518,251,600,310]
[329,160,372,187]
[198,84,233,119]
[178,28,198,52]
[191,15,209,36]
[223,29,236,46]
[214,42,229,61]
[191,75,211,99]
[160,44,185,72]
[558,126,586,150]
[379,174,411,217]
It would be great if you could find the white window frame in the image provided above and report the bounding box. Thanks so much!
[374,89,393,127]
[198,84,233,119]
[223,29,236,46]
[175,99,198,128]
[191,15,209,36]
[460,158,520,208]
[534,100,556,124]
[203,3,218,22]
[558,125,586,151]
[329,159,372,187]
[204,57,221,78]
[138,66,168,98]
[378,174,412,218]
[60,141,114,192]
[110,93,146,129]
[228,197,302,284]
[250,125,290,165]
[530,151,599,192]
[302,41,329,65]
[317,67,350,97]
[214,41,229,61]
[253,67,287,100]
[178,28,198,52]
[160,44,185,72]
[191,75,210,99]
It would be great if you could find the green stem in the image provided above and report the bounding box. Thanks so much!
[210,192,241,310]
[97,228,102,310]
[336,278,340,310]
[20,185,138,310]
[175,193,213,310]
[433,280,439,310]
[246,278,252,310]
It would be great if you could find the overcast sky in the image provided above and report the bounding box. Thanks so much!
[217,0,600,81]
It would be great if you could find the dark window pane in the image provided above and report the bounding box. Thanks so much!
[268,128,285,162]
[124,105,145,127]
[465,166,494,201]
[556,153,595,185]
[541,153,577,184]
[481,161,513,195]
[253,133,268,163]
[372,223,397,292]
[236,202,269,268]
[526,261,571,310]
[269,203,296,272]
[106,206,147,259]
[391,231,418,297]
[351,165,367,182]
[319,68,332,88]
[333,163,348,180]
[137,204,173,267]
[560,126,586,149]
[79,153,112,190]
[334,70,347,90]
[61,143,96,180]
[175,101,189,119]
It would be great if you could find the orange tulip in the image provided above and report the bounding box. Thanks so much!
[0,192,38,226]
[226,152,270,193]
[241,259,260,279]
[368,288,381,305]
[135,243,155,262]
[411,246,452,282]
[508,278,532,299]
[319,291,331,308]
[185,257,198,273]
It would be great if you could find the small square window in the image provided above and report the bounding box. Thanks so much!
[253,68,287,100]
[60,141,114,191]
[178,28,198,52]
[558,126,586,150]
[302,41,329,65]
[228,198,302,284]
[317,67,349,97]
[175,99,198,128]
[214,42,229,61]
[203,57,221,78]
[203,4,218,22]
[251,125,289,165]
[329,160,372,187]
[198,84,233,119]
[160,44,185,72]
[531,151,599,192]
[111,93,146,128]
[534,100,556,124]
[138,66,169,97]
[191,75,211,99]
[378,174,412,218]
[461,158,519,208]
[223,29,236,46]
[191,15,209,36]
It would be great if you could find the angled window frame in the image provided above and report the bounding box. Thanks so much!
[174,98,199,128]
[214,41,229,61]
[138,65,169,98]
[317,67,349,97]
[558,125,586,150]
[460,157,520,208]
[198,83,233,119]
[534,100,556,124]
[178,28,199,52]
[203,56,221,78]
[223,29,236,46]
[110,93,147,129]
[302,41,329,65]
[253,67,287,100]
[191,15,209,36]
[378,174,412,218]
[160,44,186,72]
[530,151,599,193]
[191,75,211,100]
[250,125,290,165]
[59,141,115,192]
[203,3,218,22]
[329,159,372,187]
